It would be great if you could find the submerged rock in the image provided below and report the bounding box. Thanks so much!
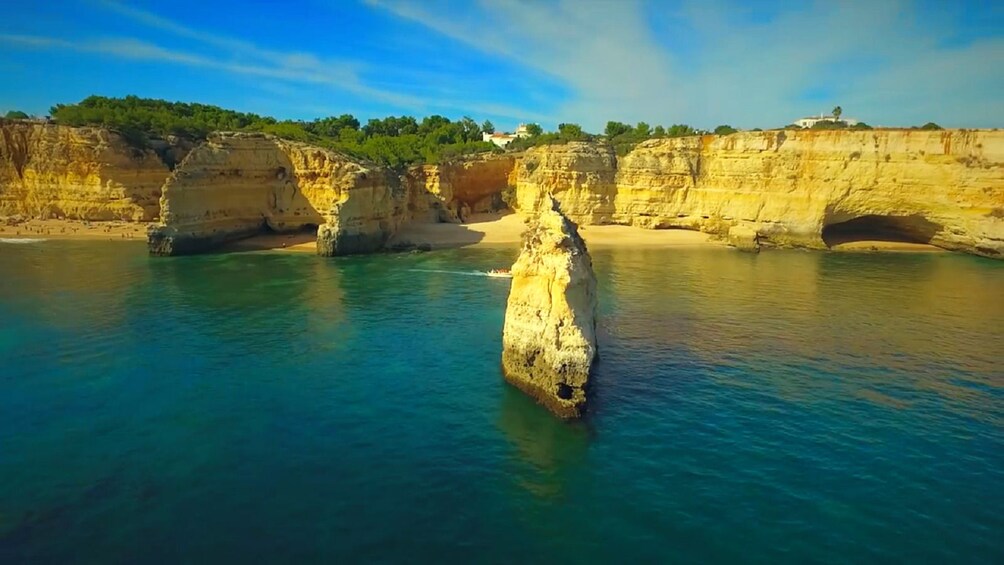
[501,197,598,418]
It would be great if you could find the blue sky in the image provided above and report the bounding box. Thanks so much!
[1,0,1001,131]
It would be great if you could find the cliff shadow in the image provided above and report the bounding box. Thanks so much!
[822,214,942,248]
[216,227,319,253]
[388,211,527,250]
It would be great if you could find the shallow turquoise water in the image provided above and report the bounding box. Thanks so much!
[1,241,1002,562]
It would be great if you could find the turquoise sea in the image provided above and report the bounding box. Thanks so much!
[1,241,1001,563]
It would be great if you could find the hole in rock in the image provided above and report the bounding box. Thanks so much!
[556,383,574,400]
[821,214,941,247]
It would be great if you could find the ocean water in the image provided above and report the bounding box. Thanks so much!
[1,241,1001,563]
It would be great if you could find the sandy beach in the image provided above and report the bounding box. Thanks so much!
[0,214,947,254]
[0,219,149,241]
[224,212,725,253]
[387,212,725,249]
[828,240,945,253]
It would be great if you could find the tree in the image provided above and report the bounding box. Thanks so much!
[557,123,585,139]
[481,120,495,134]
[604,121,631,138]
[4,110,30,119]
[653,125,666,136]
[714,124,737,135]
[418,115,451,135]
[634,121,651,137]
[666,124,697,137]
[459,116,481,142]
[309,114,359,137]
[919,122,942,130]
[45,95,501,168]
[832,106,842,120]
[524,123,543,137]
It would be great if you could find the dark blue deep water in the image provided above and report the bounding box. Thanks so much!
[1,241,1002,563]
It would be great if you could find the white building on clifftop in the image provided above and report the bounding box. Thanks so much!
[795,113,860,128]
[483,123,533,147]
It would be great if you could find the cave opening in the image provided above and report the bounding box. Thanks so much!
[821,214,941,247]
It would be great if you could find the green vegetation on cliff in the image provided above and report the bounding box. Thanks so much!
[50,95,499,169]
[598,121,702,155]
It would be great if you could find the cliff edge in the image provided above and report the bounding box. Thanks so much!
[148,133,404,255]
[0,121,172,221]
[502,197,598,418]
[511,130,1004,258]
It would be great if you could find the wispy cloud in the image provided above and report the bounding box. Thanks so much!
[372,0,1004,128]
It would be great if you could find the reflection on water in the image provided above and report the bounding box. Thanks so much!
[595,248,1003,421]
[497,386,590,500]
[0,242,1001,562]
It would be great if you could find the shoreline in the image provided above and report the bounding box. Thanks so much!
[0,215,948,255]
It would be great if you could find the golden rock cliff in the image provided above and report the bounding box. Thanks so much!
[512,130,1004,258]
[0,121,172,221]
[405,154,515,222]
[148,133,404,255]
[502,197,598,419]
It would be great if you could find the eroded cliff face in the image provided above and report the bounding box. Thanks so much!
[510,142,616,225]
[149,133,403,255]
[405,154,515,222]
[512,130,1004,258]
[0,121,172,221]
[502,197,598,419]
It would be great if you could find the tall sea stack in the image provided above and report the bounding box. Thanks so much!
[501,197,598,418]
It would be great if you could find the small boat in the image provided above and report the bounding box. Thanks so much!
[485,268,512,278]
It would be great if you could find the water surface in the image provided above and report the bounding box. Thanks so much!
[1,241,1001,562]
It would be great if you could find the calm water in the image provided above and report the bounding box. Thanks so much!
[1,241,1002,563]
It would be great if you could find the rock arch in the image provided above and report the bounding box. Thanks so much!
[821,214,942,247]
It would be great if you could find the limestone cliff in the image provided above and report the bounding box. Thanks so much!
[0,121,172,221]
[148,133,403,255]
[512,130,1004,258]
[405,154,515,222]
[502,197,598,418]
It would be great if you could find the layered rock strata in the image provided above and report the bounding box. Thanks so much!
[405,154,515,222]
[0,121,173,221]
[502,197,598,418]
[511,130,1004,258]
[148,133,404,255]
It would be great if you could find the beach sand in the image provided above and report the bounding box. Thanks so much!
[0,219,149,241]
[828,240,946,253]
[386,212,724,250]
[205,213,726,253]
[0,214,947,254]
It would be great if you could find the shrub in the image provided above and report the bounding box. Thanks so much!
[811,120,849,130]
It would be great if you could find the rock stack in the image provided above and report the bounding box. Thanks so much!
[502,197,598,418]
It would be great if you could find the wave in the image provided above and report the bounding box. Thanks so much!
[0,238,47,244]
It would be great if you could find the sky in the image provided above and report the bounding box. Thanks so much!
[0,0,1001,131]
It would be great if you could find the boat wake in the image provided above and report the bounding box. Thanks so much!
[407,268,508,278]
[0,238,47,244]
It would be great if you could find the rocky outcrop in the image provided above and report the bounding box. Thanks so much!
[502,197,598,418]
[0,121,173,221]
[512,130,1004,258]
[148,133,404,255]
[510,142,616,225]
[405,154,515,222]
